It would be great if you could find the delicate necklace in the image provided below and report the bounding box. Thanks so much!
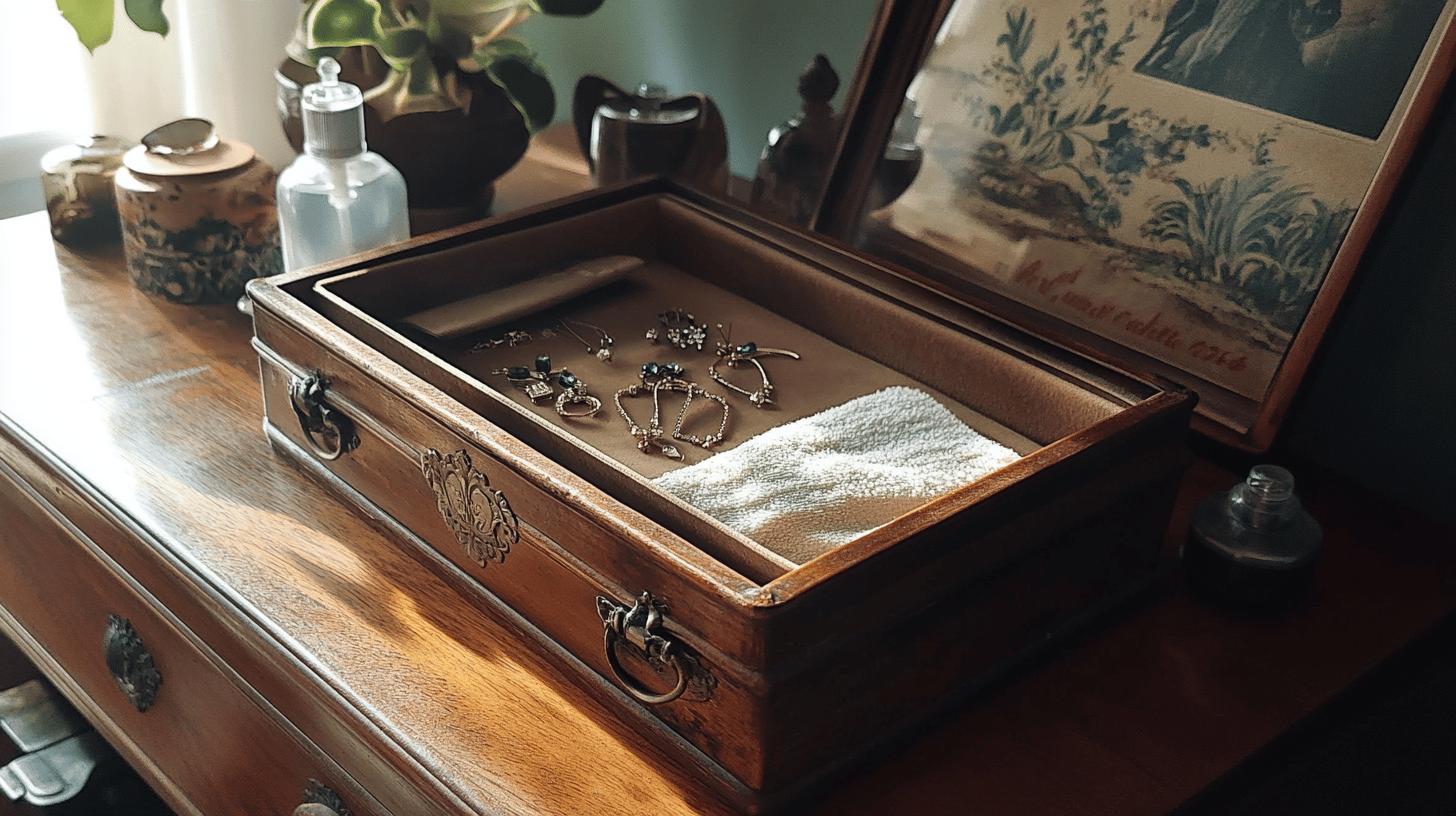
[615,381,682,459]
[559,318,615,362]
[662,380,730,449]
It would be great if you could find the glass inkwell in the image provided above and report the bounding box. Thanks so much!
[1184,465,1323,610]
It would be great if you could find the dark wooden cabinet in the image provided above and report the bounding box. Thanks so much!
[0,461,372,816]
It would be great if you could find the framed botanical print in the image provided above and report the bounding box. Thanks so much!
[821,0,1456,450]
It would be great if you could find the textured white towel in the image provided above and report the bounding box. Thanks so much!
[652,387,1020,563]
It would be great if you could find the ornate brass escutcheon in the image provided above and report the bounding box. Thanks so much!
[597,591,711,706]
[288,371,358,461]
[103,615,162,712]
[420,449,519,568]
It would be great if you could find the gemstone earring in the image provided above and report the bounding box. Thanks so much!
[708,325,800,407]
[639,360,686,383]
[493,354,559,403]
[553,369,602,418]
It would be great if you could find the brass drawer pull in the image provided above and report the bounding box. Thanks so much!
[102,615,162,712]
[596,592,689,705]
[289,372,358,461]
[297,779,351,816]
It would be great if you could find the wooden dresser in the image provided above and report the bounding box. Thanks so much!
[1,168,1454,812]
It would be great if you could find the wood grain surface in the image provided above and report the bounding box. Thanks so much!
[1,166,1454,814]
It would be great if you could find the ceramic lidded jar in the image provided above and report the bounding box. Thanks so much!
[114,118,283,304]
[40,135,134,246]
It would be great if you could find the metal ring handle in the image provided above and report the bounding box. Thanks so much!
[289,373,357,461]
[299,408,349,460]
[602,627,689,706]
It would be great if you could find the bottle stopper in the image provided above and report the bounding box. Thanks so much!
[302,57,367,159]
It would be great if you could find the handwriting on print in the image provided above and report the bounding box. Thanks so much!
[1013,260,1249,374]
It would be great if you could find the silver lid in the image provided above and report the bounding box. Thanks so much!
[596,81,697,126]
[301,58,365,159]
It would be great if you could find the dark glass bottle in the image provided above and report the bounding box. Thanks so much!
[1184,465,1323,611]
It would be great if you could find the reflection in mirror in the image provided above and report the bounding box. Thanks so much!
[831,0,1454,446]
[520,0,886,222]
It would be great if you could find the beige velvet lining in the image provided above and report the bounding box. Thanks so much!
[437,262,1037,480]
[315,194,1140,573]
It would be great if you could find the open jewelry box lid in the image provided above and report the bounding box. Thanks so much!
[813,0,1456,452]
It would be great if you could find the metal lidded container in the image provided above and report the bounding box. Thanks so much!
[588,83,704,184]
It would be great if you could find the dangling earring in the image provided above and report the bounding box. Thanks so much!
[654,308,709,351]
[708,324,799,407]
[559,318,615,362]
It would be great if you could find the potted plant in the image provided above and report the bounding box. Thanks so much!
[277,0,602,214]
[55,0,169,49]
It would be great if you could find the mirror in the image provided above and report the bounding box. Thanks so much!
[518,0,889,223]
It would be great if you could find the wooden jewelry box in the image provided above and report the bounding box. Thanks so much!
[247,180,1194,811]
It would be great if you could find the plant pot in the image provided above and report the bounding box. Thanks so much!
[276,51,530,216]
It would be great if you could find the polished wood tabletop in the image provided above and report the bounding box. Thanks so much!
[1,167,1453,813]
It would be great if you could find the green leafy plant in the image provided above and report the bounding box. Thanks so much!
[1141,165,1356,328]
[297,0,602,129]
[57,0,169,52]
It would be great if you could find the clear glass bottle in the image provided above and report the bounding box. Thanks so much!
[277,58,408,271]
[1184,464,1323,610]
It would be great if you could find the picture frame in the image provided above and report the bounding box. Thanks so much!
[820,0,1456,451]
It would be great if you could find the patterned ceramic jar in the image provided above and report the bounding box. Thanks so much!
[114,119,283,304]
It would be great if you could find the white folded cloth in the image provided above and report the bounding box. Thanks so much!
[652,386,1020,563]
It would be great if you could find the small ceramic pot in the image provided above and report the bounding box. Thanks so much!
[40,135,134,246]
[114,119,283,305]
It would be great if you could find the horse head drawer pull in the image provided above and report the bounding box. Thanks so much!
[596,592,699,706]
[103,615,162,712]
[288,371,358,461]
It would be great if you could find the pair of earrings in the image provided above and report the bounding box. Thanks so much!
[646,308,709,352]
[614,362,730,459]
[708,325,799,408]
[493,355,602,418]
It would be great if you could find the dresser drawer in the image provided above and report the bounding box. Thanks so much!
[0,465,372,816]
